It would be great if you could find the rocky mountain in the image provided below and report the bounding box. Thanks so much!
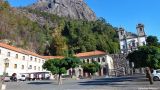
[0,1,119,55]
[29,0,97,21]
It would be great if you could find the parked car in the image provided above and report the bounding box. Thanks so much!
[10,73,17,81]
[3,76,11,82]
[19,75,26,81]
[152,69,160,81]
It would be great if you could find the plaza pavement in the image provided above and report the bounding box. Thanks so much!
[5,74,160,90]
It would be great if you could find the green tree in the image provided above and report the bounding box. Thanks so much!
[63,56,81,77]
[146,36,159,46]
[82,61,101,78]
[43,59,67,85]
[43,56,81,85]
[127,46,160,84]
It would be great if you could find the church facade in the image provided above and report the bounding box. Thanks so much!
[118,23,146,54]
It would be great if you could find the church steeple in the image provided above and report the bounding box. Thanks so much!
[136,23,145,37]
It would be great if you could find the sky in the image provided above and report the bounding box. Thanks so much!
[7,0,160,40]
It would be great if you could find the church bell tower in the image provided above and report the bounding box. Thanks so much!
[136,23,145,37]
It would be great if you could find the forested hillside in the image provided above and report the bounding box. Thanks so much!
[0,1,119,55]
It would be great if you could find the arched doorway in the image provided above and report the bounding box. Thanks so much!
[69,70,72,76]
[103,67,107,75]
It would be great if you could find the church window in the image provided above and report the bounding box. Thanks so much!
[122,45,125,49]
[139,28,143,32]
[121,31,123,35]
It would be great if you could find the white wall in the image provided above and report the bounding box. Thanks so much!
[0,47,45,76]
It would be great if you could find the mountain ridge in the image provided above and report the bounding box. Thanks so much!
[28,0,97,21]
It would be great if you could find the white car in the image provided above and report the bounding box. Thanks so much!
[17,74,26,81]
[152,69,160,81]
[19,75,26,81]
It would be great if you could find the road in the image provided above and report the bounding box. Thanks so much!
[5,74,160,90]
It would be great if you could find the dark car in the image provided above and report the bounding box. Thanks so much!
[10,73,17,81]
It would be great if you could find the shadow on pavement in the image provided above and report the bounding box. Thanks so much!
[78,75,147,86]
[28,81,53,85]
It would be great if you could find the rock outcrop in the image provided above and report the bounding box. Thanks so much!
[30,0,97,21]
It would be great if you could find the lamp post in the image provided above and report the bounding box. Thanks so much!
[1,58,9,90]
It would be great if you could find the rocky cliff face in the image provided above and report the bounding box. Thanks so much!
[30,0,97,21]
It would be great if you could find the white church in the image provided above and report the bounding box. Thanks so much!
[118,23,147,53]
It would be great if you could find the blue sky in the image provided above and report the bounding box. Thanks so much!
[8,0,160,40]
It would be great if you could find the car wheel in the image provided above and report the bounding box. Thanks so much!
[153,76,159,81]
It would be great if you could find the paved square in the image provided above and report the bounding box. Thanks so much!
[5,75,160,90]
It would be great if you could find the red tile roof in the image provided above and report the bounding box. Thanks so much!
[0,43,107,60]
[75,50,106,58]
[43,56,64,59]
[0,43,45,59]
[44,50,106,60]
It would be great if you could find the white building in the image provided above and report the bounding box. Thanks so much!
[118,23,146,53]
[0,42,114,78]
[44,50,114,77]
[0,43,47,78]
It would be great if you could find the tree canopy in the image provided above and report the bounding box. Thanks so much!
[43,56,81,84]
[127,46,160,69]
[146,36,159,47]
[0,3,120,56]
[127,36,160,69]
[82,61,101,76]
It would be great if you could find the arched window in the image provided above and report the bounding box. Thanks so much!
[22,65,24,69]
[87,59,89,63]
[98,58,101,62]
[102,57,105,62]
[92,58,94,62]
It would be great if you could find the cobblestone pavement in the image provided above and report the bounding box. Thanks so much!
[5,75,160,90]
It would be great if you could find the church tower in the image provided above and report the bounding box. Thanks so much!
[136,23,146,46]
[136,23,145,37]
[118,27,126,40]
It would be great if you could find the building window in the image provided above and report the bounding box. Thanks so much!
[92,58,94,62]
[7,52,10,57]
[139,28,143,32]
[35,58,37,62]
[15,54,18,59]
[5,63,9,68]
[34,66,36,70]
[132,40,136,47]
[121,31,123,35]
[23,56,25,60]
[29,65,32,69]
[22,65,24,69]
[30,57,33,61]
[122,45,125,49]
[87,59,89,63]
[102,57,105,62]
[38,67,40,71]
[42,60,45,63]
[14,64,17,69]
[98,58,101,62]
[39,59,41,63]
